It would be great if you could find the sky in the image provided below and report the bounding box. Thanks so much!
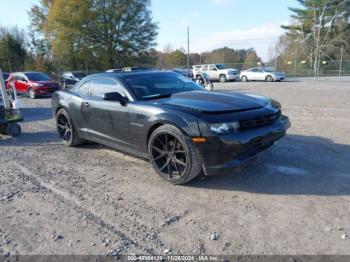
[1,0,300,61]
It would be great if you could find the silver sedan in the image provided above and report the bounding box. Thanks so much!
[240,68,285,82]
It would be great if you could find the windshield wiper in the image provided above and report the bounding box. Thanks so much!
[143,93,172,100]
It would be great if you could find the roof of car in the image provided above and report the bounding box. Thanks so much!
[89,70,169,78]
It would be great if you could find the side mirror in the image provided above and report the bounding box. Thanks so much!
[103,92,128,105]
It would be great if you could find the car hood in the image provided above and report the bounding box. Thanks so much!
[219,68,237,73]
[161,91,268,113]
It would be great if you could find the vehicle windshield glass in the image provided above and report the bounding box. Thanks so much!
[25,72,51,81]
[215,64,226,69]
[73,72,86,78]
[124,72,204,100]
[264,68,275,72]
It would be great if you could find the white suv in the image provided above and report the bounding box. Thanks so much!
[192,64,239,82]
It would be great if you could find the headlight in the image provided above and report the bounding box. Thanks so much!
[270,99,281,109]
[208,121,240,134]
[33,83,44,87]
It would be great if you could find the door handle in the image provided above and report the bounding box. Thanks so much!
[82,102,90,108]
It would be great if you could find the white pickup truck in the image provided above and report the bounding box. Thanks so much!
[192,64,240,82]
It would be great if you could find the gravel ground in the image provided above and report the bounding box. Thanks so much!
[0,80,350,256]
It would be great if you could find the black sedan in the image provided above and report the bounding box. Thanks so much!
[61,71,86,89]
[52,70,290,184]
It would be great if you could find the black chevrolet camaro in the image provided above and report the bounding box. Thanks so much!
[52,70,290,184]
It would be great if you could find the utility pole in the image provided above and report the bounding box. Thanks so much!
[339,44,344,81]
[294,56,297,80]
[187,26,190,77]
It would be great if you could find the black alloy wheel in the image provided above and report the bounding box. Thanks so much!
[149,125,202,184]
[56,109,83,146]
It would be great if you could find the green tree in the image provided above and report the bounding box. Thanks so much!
[29,0,158,71]
[164,49,187,68]
[282,0,350,77]
[0,26,28,72]
[242,49,261,70]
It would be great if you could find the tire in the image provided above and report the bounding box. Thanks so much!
[241,76,248,82]
[148,124,202,185]
[56,108,83,147]
[219,74,227,83]
[28,88,36,99]
[205,81,214,91]
[6,123,21,137]
[265,75,273,82]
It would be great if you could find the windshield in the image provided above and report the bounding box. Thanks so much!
[72,72,86,78]
[215,64,227,69]
[264,68,275,72]
[124,72,204,100]
[25,72,51,81]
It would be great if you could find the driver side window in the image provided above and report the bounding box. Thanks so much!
[90,78,125,99]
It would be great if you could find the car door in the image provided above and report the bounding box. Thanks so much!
[208,65,218,80]
[80,78,130,147]
[247,69,260,81]
[14,74,28,93]
[255,69,265,80]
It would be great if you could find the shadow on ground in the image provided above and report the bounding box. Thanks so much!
[1,131,350,196]
[0,131,61,145]
[21,107,53,122]
[188,134,350,196]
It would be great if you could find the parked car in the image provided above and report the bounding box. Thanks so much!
[52,70,290,185]
[106,68,123,73]
[61,71,86,89]
[193,64,239,82]
[7,72,60,99]
[240,68,286,82]
[2,72,9,86]
[171,68,193,78]
[107,67,151,73]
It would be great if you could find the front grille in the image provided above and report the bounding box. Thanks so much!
[239,110,281,130]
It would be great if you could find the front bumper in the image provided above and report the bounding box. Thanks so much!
[34,87,60,96]
[227,74,240,81]
[196,115,291,176]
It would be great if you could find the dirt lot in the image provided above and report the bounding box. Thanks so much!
[1,80,350,257]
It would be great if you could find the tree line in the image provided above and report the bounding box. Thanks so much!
[274,0,350,77]
[0,0,261,74]
[2,0,348,76]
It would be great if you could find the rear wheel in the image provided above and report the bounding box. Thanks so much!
[241,76,248,82]
[28,88,36,99]
[219,74,227,83]
[265,75,273,82]
[56,108,83,147]
[205,81,213,91]
[6,123,21,137]
[148,125,202,185]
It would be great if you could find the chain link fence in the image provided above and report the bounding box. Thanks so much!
[221,60,350,78]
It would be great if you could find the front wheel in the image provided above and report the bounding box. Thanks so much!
[265,75,273,82]
[56,109,83,147]
[28,88,36,99]
[219,75,227,83]
[148,125,202,185]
